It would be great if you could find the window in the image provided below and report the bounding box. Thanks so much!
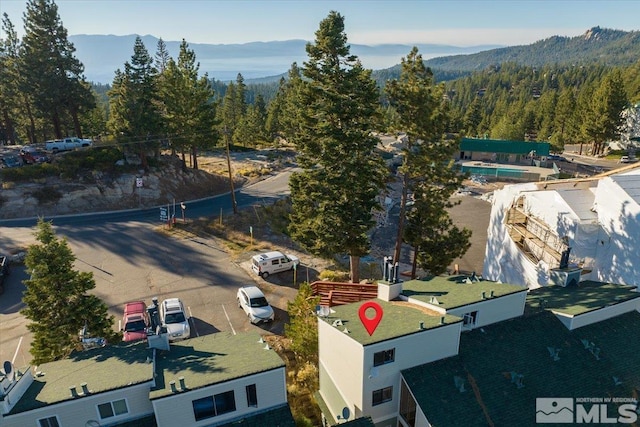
[399,380,417,427]
[373,348,395,367]
[193,390,236,421]
[372,386,393,406]
[38,417,60,427]
[271,259,280,266]
[98,399,128,419]
[193,396,216,421]
[463,311,478,327]
[246,384,258,407]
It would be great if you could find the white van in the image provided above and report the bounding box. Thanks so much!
[251,251,300,278]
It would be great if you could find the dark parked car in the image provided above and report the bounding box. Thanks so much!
[0,155,23,168]
[20,147,51,164]
[547,154,568,162]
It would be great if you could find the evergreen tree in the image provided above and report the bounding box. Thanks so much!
[158,39,218,169]
[463,95,483,137]
[154,37,170,73]
[21,220,118,364]
[284,282,320,363]
[0,13,22,144]
[386,47,470,277]
[552,88,578,147]
[107,36,162,170]
[19,0,95,140]
[288,11,386,282]
[582,69,627,155]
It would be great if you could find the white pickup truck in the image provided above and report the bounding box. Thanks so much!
[45,137,93,152]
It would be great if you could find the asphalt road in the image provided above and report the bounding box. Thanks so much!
[0,170,296,366]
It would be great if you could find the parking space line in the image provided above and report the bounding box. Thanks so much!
[221,304,236,335]
[188,306,199,337]
[12,336,23,365]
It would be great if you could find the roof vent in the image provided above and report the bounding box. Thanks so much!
[440,317,445,325]
[263,343,271,350]
[419,321,425,330]
[332,319,343,327]
[342,327,350,334]
[179,377,186,391]
[70,385,78,398]
[481,291,486,299]
[489,290,494,298]
[81,382,90,395]
[170,381,178,393]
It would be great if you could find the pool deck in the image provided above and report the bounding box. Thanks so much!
[460,160,558,179]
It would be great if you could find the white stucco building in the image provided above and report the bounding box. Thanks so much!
[316,275,526,426]
[0,332,295,427]
[483,164,640,289]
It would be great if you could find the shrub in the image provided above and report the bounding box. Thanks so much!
[30,187,62,205]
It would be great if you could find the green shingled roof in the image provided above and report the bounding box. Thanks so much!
[460,137,550,155]
[319,299,461,345]
[218,404,295,427]
[150,332,285,400]
[10,342,154,414]
[401,275,526,310]
[402,310,640,427]
[527,281,640,316]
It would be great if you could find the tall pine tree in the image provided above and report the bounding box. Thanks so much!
[386,47,471,277]
[19,0,94,140]
[108,36,163,170]
[21,220,118,364]
[288,11,386,282]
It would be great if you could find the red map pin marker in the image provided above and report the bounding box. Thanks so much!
[359,301,383,336]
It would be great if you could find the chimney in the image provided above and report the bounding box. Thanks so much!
[80,382,90,395]
[70,385,78,398]
[179,377,186,391]
[170,380,178,393]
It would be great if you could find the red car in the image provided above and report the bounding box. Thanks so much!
[20,147,51,164]
[122,301,150,342]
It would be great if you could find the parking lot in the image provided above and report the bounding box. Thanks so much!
[0,222,301,365]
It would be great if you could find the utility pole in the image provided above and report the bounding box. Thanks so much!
[224,127,238,214]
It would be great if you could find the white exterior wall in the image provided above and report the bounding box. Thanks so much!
[318,319,364,420]
[0,369,34,416]
[362,323,461,424]
[152,367,286,427]
[591,176,640,286]
[319,319,461,425]
[447,291,526,329]
[483,183,548,288]
[485,173,640,289]
[1,382,154,427]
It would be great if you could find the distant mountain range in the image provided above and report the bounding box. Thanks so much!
[71,27,640,85]
[421,26,640,72]
[68,34,501,84]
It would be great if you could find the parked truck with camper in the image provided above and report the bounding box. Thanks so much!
[45,137,93,152]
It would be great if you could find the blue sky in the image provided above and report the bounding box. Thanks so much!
[1,0,639,47]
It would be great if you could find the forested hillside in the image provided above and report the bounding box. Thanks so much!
[425,27,640,72]
[1,0,639,160]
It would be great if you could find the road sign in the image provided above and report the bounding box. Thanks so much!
[160,207,168,222]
